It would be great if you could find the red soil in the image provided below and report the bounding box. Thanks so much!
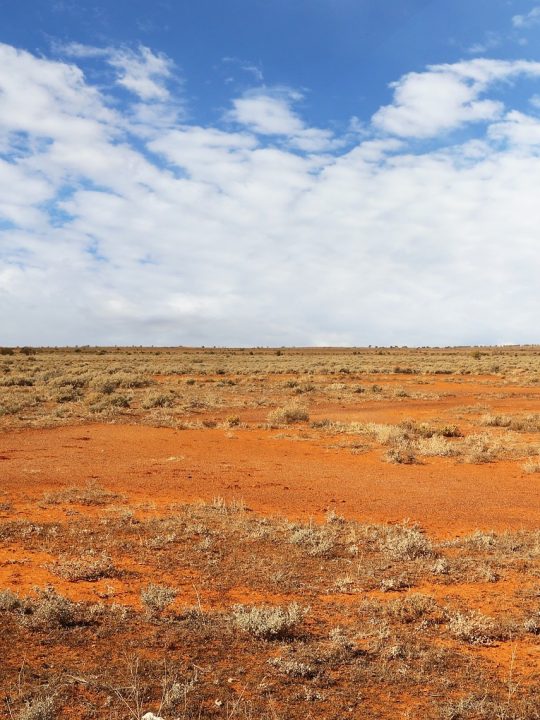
[1,422,537,537]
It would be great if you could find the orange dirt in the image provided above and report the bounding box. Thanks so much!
[1,422,538,537]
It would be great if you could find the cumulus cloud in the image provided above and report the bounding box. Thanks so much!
[2,44,540,345]
[372,59,540,138]
[228,89,337,151]
[489,110,540,146]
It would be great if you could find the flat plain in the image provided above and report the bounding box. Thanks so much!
[2,346,540,719]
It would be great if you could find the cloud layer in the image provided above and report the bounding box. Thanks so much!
[1,44,540,345]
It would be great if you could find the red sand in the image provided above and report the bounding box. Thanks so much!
[1,423,537,537]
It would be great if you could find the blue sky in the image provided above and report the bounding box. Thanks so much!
[3,1,534,127]
[1,1,540,345]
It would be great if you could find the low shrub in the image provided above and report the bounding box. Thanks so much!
[24,588,82,630]
[267,404,309,425]
[18,697,55,720]
[231,603,308,640]
[47,553,117,582]
[141,584,178,616]
[447,610,504,645]
[141,392,176,409]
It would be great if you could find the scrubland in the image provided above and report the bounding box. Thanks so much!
[2,346,540,718]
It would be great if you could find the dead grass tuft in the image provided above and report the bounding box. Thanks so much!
[267,404,309,425]
[47,553,117,582]
[231,602,308,640]
[43,482,120,506]
[17,697,55,720]
[140,584,178,617]
[24,587,83,630]
[447,609,505,645]
[523,457,540,473]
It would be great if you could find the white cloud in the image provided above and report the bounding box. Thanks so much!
[60,42,174,101]
[373,59,540,138]
[228,89,337,152]
[108,46,173,101]
[513,6,540,29]
[2,45,540,345]
[229,90,304,135]
[489,110,540,146]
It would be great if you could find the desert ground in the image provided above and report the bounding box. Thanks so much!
[2,346,540,719]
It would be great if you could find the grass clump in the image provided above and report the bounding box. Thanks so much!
[141,392,176,409]
[24,588,82,630]
[90,377,120,394]
[141,584,178,617]
[386,593,439,624]
[268,657,316,678]
[0,588,22,611]
[365,423,406,444]
[481,413,540,432]
[43,482,119,506]
[523,457,540,474]
[447,610,504,645]
[417,435,457,457]
[461,433,504,464]
[47,553,116,582]
[17,697,55,720]
[231,603,308,640]
[381,524,434,560]
[267,404,309,425]
[384,441,418,464]
[289,525,334,556]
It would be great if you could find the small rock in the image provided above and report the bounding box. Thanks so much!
[141,713,165,720]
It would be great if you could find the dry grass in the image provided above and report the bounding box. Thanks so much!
[2,501,540,717]
[0,346,539,480]
[267,403,309,425]
[447,609,506,645]
[523,457,540,473]
[481,413,540,432]
[0,345,534,432]
[17,697,55,720]
[42,483,120,506]
[140,584,178,616]
[230,603,308,640]
[46,553,117,582]
[4,346,540,717]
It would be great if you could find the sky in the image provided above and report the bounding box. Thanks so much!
[1,1,540,346]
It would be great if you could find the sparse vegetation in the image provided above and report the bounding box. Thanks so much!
[447,609,505,645]
[24,587,82,630]
[231,602,308,640]
[1,498,540,717]
[47,553,117,582]
[523,456,540,473]
[267,403,309,425]
[4,346,540,718]
[17,697,55,720]
[140,584,178,616]
[43,483,120,506]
